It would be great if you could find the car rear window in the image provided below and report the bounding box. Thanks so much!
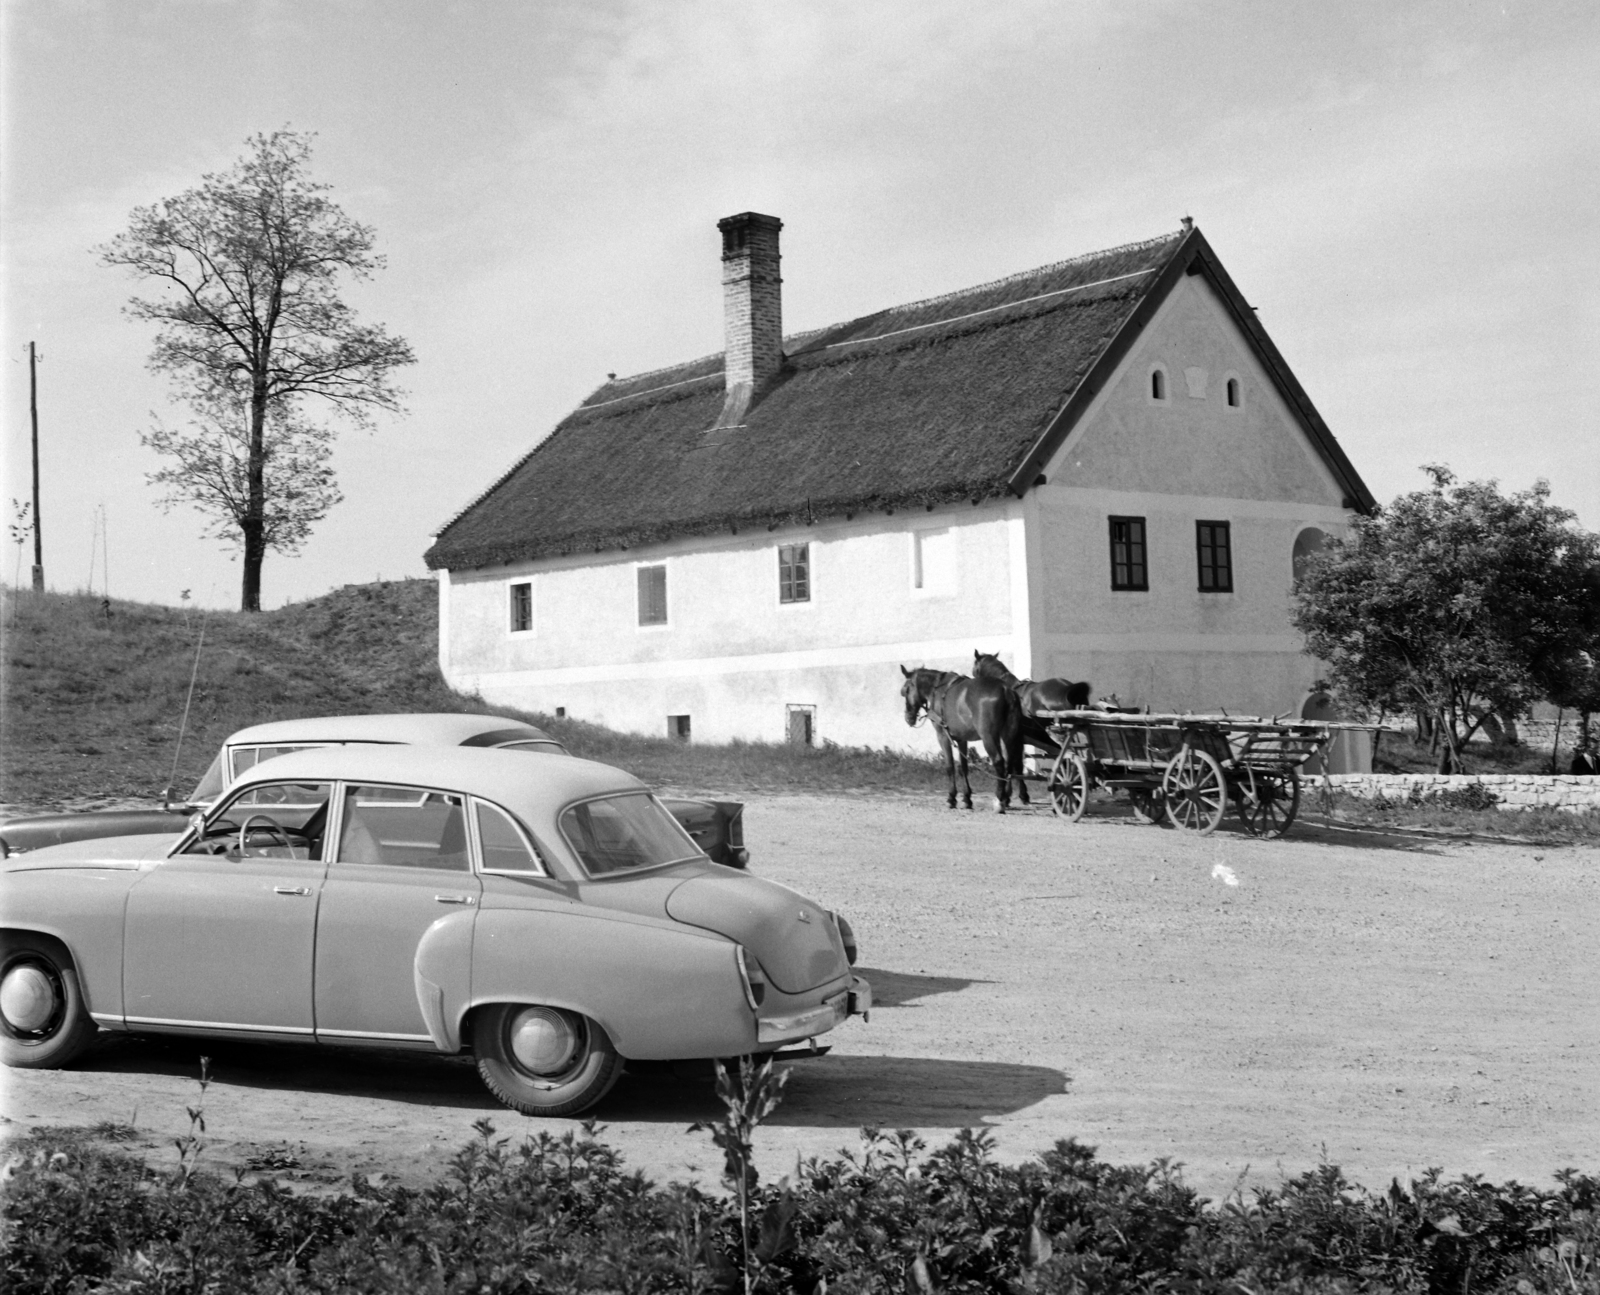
[559,793,700,877]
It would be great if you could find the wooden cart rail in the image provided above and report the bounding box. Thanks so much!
[1035,711,1380,838]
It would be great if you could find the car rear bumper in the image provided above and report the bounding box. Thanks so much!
[756,974,871,1046]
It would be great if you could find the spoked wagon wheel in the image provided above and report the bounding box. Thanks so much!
[1160,748,1227,834]
[1128,788,1161,824]
[1235,766,1301,838]
[1047,752,1091,821]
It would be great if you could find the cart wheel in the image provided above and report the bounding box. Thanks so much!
[1236,767,1301,838]
[1048,752,1090,822]
[1161,748,1227,834]
[1129,788,1161,824]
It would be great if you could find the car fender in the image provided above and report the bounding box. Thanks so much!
[2,864,141,1024]
[464,906,756,1059]
[412,909,480,1051]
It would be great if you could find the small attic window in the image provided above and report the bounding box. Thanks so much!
[1149,367,1168,402]
[1226,377,1241,407]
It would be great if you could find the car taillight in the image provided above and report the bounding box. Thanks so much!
[833,913,858,966]
[735,945,766,1009]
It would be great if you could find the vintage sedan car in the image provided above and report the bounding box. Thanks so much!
[0,713,749,868]
[1,746,867,1116]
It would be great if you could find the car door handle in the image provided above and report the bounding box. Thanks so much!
[274,885,312,896]
[434,894,476,905]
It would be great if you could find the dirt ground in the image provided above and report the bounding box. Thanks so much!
[4,793,1597,1201]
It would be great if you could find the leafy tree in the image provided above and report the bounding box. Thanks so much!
[141,389,342,561]
[99,130,414,610]
[1292,465,1600,772]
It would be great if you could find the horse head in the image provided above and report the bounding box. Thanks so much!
[972,651,1018,686]
[900,664,929,727]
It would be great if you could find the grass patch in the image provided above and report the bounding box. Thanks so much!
[1314,787,1600,845]
[1373,727,1571,776]
[1,583,945,807]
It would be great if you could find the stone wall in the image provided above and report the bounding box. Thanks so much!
[1324,772,1600,813]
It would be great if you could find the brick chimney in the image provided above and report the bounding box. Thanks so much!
[714,211,783,428]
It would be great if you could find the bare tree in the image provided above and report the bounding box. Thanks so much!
[99,130,414,610]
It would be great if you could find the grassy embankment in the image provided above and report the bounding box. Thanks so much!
[2,579,1593,841]
[0,581,943,809]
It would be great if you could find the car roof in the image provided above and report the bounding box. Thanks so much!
[228,744,643,812]
[224,713,556,747]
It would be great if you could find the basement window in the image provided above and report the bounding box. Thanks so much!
[1196,521,1233,592]
[778,543,810,603]
[637,564,668,626]
[508,581,533,634]
[1109,516,1148,591]
[668,714,691,742]
[786,704,816,748]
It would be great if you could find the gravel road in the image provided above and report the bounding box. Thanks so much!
[5,793,1596,1200]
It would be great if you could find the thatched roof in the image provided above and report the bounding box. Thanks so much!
[425,225,1373,571]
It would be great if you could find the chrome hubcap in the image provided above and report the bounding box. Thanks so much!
[508,1007,581,1076]
[1,964,59,1033]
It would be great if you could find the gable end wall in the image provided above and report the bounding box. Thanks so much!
[1025,273,1354,715]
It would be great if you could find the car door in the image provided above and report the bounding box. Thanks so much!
[313,783,481,1044]
[122,781,332,1037]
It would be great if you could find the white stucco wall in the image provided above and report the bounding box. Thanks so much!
[1027,272,1356,716]
[439,506,1024,749]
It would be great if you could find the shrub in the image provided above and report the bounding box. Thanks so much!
[4,1123,1596,1294]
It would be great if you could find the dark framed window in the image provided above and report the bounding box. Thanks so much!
[668,714,691,741]
[508,581,532,632]
[1109,516,1148,591]
[778,543,810,603]
[637,564,667,625]
[1196,521,1233,592]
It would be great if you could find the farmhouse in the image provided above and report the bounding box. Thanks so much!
[425,214,1375,751]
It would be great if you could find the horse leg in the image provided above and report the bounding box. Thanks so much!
[937,729,958,809]
[1011,726,1030,807]
[983,734,1009,813]
[956,738,974,810]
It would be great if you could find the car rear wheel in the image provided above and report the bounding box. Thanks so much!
[1,935,98,1069]
[473,1004,621,1117]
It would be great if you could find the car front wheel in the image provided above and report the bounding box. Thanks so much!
[1,935,98,1069]
[473,1004,621,1117]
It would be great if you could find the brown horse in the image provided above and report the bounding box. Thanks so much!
[971,651,1092,756]
[900,665,1026,811]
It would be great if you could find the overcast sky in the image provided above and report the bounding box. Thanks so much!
[3,0,1596,610]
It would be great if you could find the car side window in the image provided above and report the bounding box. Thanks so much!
[229,743,324,779]
[336,785,470,872]
[475,800,546,875]
[180,782,333,860]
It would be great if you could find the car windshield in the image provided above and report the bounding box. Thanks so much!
[188,750,227,804]
[559,793,701,876]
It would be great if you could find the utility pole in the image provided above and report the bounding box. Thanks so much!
[29,342,44,591]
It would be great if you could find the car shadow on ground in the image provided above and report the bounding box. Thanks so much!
[605,1054,1069,1129]
[77,1034,500,1111]
[73,1036,1066,1128]
[851,967,990,1007]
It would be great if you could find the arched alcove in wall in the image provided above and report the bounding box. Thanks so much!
[1292,526,1328,584]
[1300,690,1372,775]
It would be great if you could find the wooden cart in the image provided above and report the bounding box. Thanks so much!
[1037,710,1344,838]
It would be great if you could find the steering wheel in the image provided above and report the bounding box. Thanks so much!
[238,814,297,856]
